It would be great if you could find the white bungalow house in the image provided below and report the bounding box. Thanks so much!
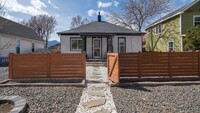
[0,16,44,57]
[58,14,144,59]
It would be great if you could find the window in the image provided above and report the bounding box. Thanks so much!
[193,16,200,26]
[118,37,126,52]
[71,38,82,51]
[147,29,152,34]
[16,40,20,54]
[168,41,174,51]
[156,24,162,34]
[32,43,35,52]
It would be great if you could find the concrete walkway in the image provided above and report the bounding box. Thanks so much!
[75,66,117,113]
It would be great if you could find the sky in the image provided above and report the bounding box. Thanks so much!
[2,0,195,42]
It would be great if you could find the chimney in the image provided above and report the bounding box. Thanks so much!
[98,11,101,22]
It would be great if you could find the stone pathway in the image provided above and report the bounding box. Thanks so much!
[75,66,117,113]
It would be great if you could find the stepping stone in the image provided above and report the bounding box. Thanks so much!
[92,73,101,75]
[90,86,105,91]
[82,98,106,109]
[88,91,105,97]
[89,79,103,83]
[94,108,111,113]
[90,76,102,79]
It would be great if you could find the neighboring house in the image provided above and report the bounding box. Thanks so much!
[48,43,61,52]
[145,0,200,52]
[0,16,44,57]
[58,13,144,59]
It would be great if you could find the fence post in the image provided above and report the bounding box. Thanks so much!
[199,51,200,76]
[107,53,110,78]
[138,51,141,78]
[117,53,120,84]
[82,51,86,79]
[168,51,172,77]
[47,53,51,78]
[9,53,13,79]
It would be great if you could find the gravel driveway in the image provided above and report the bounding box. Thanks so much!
[0,87,83,112]
[0,67,8,81]
[111,83,200,113]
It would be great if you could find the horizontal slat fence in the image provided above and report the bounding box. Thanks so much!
[9,52,86,79]
[108,51,200,84]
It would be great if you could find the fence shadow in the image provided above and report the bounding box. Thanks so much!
[119,83,152,92]
[118,77,200,89]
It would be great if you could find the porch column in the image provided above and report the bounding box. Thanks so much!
[107,35,113,52]
[81,36,86,52]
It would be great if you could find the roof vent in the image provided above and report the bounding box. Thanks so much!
[98,11,101,22]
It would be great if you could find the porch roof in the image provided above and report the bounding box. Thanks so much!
[57,21,145,36]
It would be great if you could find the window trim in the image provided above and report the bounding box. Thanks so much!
[118,37,126,53]
[16,39,20,54]
[193,15,200,26]
[70,37,83,51]
[168,41,174,51]
[156,24,162,34]
[32,42,35,52]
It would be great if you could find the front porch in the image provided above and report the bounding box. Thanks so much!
[81,35,113,59]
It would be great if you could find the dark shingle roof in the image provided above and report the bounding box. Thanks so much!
[146,0,200,29]
[58,21,144,35]
[0,16,44,41]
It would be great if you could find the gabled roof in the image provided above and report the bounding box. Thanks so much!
[146,0,200,29]
[0,16,44,42]
[58,21,144,35]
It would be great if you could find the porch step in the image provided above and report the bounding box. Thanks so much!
[86,62,107,67]
[86,59,107,67]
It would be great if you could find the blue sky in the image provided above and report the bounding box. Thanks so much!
[3,0,194,42]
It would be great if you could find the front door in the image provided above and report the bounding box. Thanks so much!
[93,38,101,58]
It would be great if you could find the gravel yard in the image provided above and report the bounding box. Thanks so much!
[0,86,83,112]
[111,83,200,113]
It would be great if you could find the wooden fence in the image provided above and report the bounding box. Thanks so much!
[108,52,200,84]
[9,52,86,79]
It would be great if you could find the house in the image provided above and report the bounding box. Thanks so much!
[145,0,200,52]
[58,13,144,59]
[48,43,61,52]
[0,16,44,57]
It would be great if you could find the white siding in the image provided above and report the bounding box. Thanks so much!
[60,35,142,58]
[112,36,118,52]
[102,37,107,59]
[113,35,142,52]
[0,34,44,57]
[86,37,92,59]
[60,35,82,53]
[0,36,15,57]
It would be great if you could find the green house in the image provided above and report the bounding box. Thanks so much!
[145,0,200,52]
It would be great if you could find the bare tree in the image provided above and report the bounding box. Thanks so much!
[0,0,14,57]
[145,20,180,52]
[109,0,171,31]
[22,15,57,48]
[0,0,6,16]
[70,15,92,29]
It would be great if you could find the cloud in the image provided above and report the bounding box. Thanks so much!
[88,9,96,16]
[4,0,48,16]
[87,9,110,20]
[97,1,112,8]
[114,1,119,7]
[30,0,47,10]
[48,0,59,9]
